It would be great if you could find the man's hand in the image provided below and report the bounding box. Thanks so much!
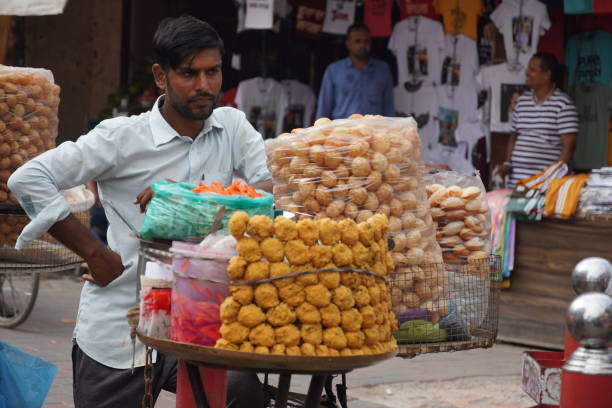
[82,245,124,286]
[133,186,154,213]
[499,162,512,178]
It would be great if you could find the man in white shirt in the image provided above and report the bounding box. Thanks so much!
[8,16,270,407]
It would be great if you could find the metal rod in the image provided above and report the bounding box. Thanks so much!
[304,375,328,408]
[185,362,210,408]
[275,374,292,408]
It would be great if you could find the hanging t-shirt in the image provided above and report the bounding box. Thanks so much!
[564,0,592,14]
[395,85,440,154]
[476,63,528,133]
[437,34,480,126]
[236,0,246,33]
[281,79,317,131]
[245,0,274,30]
[566,30,612,87]
[235,77,289,139]
[425,142,475,173]
[399,0,438,20]
[322,0,356,35]
[292,0,326,39]
[571,83,612,170]
[434,0,484,41]
[388,16,446,92]
[490,0,550,67]
[537,6,565,63]
[364,0,393,38]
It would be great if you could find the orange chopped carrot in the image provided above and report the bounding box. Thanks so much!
[191,180,263,197]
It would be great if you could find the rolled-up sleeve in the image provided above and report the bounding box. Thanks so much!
[8,121,120,248]
[232,111,271,185]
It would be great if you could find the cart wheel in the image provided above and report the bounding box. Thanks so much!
[0,272,40,328]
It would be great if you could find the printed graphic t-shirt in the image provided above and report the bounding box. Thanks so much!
[235,77,288,139]
[566,30,612,87]
[476,63,527,133]
[490,0,550,67]
[395,85,440,154]
[434,0,484,41]
[399,0,438,20]
[245,0,274,30]
[388,16,446,91]
[322,0,357,35]
[281,79,317,131]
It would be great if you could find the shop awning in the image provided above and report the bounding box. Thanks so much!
[0,0,67,16]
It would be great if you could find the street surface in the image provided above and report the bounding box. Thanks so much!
[0,276,535,407]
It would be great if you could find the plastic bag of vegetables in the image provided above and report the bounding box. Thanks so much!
[140,180,274,240]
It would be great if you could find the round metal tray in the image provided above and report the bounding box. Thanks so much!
[137,332,397,375]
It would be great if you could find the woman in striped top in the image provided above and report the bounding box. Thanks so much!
[502,53,579,187]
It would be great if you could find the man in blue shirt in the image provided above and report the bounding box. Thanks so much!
[316,24,394,120]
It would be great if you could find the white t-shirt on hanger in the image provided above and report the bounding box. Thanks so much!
[388,16,446,93]
[237,0,289,32]
[436,33,481,140]
[245,0,274,30]
[476,62,528,133]
[322,0,357,35]
[490,0,550,67]
[236,77,289,139]
[425,142,475,174]
[394,85,439,155]
[281,79,317,131]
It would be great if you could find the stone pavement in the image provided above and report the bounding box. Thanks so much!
[0,277,537,407]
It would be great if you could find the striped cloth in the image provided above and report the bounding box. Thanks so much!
[509,89,579,187]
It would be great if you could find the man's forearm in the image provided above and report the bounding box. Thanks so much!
[252,178,273,193]
[559,134,577,164]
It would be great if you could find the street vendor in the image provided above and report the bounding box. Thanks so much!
[501,52,579,187]
[8,16,270,408]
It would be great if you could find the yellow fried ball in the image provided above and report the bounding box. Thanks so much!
[320,303,342,327]
[357,222,374,245]
[332,243,353,267]
[278,283,306,307]
[227,256,247,280]
[229,211,249,239]
[286,346,301,356]
[239,341,254,353]
[293,263,318,285]
[255,346,270,354]
[215,338,239,351]
[305,283,332,307]
[315,344,330,356]
[220,322,249,344]
[368,285,381,305]
[236,238,262,262]
[220,296,241,323]
[360,305,376,329]
[296,302,322,324]
[341,308,363,332]
[363,327,380,345]
[247,215,273,241]
[346,331,365,349]
[271,344,286,355]
[332,285,355,310]
[285,239,310,265]
[245,261,270,281]
[340,348,353,356]
[248,323,275,347]
[267,302,296,326]
[260,238,284,262]
[301,323,323,345]
[254,283,280,309]
[316,218,340,245]
[274,216,298,241]
[301,343,316,356]
[340,272,361,289]
[230,285,254,305]
[237,304,266,328]
[275,324,301,347]
[296,218,319,245]
[338,218,359,246]
[269,262,294,288]
[353,285,371,307]
[323,327,348,350]
[310,244,333,268]
[351,242,371,268]
[319,269,340,289]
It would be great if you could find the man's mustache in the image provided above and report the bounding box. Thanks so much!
[188,93,216,102]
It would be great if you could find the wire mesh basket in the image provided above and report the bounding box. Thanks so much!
[389,255,501,358]
[0,205,91,272]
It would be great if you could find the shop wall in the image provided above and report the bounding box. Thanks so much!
[23,0,123,143]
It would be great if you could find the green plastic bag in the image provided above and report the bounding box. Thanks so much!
[393,320,448,343]
[140,181,274,240]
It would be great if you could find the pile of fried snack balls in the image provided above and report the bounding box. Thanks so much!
[215,211,398,356]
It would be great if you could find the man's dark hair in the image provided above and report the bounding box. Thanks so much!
[152,15,225,71]
[533,52,561,86]
[346,23,370,39]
